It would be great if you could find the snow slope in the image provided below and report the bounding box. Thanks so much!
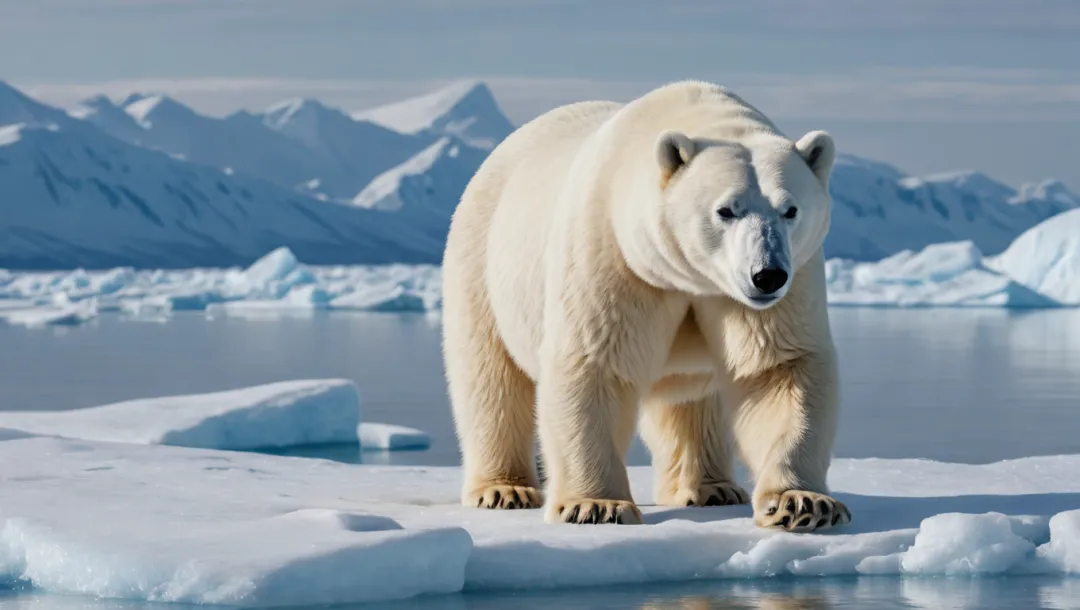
[260,97,432,198]
[989,208,1080,305]
[352,136,488,243]
[354,80,514,149]
[0,380,361,450]
[0,86,456,269]
[2,436,1080,606]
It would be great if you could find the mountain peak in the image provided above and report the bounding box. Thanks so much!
[1013,179,1080,208]
[123,94,198,126]
[262,97,347,131]
[353,80,513,149]
[0,79,71,127]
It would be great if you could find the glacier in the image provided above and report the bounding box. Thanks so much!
[2,435,1080,606]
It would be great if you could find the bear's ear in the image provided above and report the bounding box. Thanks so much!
[796,130,836,187]
[656,131,696,188]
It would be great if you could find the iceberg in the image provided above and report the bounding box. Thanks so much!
[0,380,361,450]
[826,241,1060,308]
[988,208,1080,305]
[1,437,1080,606]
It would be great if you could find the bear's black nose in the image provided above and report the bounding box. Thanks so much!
[751,268,788,295]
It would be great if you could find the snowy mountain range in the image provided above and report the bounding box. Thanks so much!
[0,79,1077,269]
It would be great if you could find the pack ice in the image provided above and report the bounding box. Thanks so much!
[2,433,1080,606]
[5,209,1080,328]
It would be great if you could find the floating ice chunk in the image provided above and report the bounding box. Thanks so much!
[900,512,1035,574]
[359,423,431,450]
[331,283,427,312]
[284,283,332,306]
[1037,510,1080,573]
[0,380,361,450]
[0,298,98,327]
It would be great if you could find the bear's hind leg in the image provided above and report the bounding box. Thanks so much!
[640,389,749,507]
[444,300,541,510]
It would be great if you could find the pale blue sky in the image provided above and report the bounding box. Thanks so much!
[3,0,1079,188]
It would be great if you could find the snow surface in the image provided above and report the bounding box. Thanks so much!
[2,437,1080,606]
[988,208,1080,305]
[0,380,361,450]
[359,423,431,451]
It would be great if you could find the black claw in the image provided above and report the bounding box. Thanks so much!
[686,498,696,507]
[777,515,791,528]
[799,497,813,515]
[816,518,829,529]
[796,514,813,528]
[705,494,723,506]
[477,497,484,508]
[566,505,580,523]
[510,489,522,504]
[784,498,796,513]
[831,511,842,526]
[816,499,829,515]
[491,490,502,506]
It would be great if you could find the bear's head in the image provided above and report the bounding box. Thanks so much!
[653,129,835,310]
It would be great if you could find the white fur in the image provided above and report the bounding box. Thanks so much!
[442,81,848,530]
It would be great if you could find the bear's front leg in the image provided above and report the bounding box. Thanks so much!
[729,350,851,532]
[536,358,645,525]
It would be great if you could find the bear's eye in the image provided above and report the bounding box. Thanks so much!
[784,207,798,220]
[717,206,736,220]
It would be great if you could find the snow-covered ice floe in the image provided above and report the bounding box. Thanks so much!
[3,227,1079,329]
[0,380,431,455]
[0,380,362,450]
[1,438,1080,607]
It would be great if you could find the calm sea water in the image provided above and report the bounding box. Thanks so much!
[1,308,1079,609]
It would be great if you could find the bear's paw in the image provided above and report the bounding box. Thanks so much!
[467,484,543,510]
[547,498,643,525]
[664,481,750,507]
[754,490,851,532]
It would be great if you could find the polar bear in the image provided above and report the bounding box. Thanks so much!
[441,80,849,531]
